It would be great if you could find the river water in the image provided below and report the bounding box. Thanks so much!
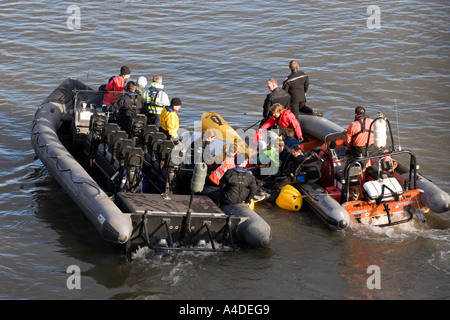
[0,1,449,302]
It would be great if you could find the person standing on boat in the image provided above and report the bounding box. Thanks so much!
[159,97,182,141]
[282,60,322,118]
[345,106,376,158]
[135,76,147,97]
[103,65,131,107]
[260,78,291,126]
[111,81,145,132]
[257,103,303,144]
[209,153,259,207]
[143,75,170,127]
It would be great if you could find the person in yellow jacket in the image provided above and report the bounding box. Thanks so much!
[159,97,182,140]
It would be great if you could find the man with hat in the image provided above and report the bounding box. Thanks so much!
[159,97,182,140]
[103,65,131,107]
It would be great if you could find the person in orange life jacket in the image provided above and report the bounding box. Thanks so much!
[260,78,291,127]
[159,97,182,140]
[103,65,131,107]
[345,106,376,158]
[257,103,303,145]
[111,81,145,132]
[208,153,258,207]
[208,143,237,186]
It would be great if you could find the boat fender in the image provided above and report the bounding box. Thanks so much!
[373,117,387,148]
[275,184,303,211]
[191,162,207,193]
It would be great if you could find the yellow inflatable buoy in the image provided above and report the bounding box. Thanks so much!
[275,184,303,211]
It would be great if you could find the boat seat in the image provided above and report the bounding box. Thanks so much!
[101,123,120,143]
[116,139,134,164]
[139,124,158,151]
[157,140,175,167]
[125,147,145,168]
[148,132,166,161]
[128,114,147,137]
[109,130,128,161]
[89,113,108,134]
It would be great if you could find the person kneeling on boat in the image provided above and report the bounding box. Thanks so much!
[159,97,182,141]
[110,81,145,132]
[257,103,304,145]
[208,153,259,207]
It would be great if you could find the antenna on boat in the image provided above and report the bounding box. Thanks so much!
[394,99,402,151]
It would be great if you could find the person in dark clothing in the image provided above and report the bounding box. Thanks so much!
[282,60,322,118]
[260,78,291,127]
[111,81,144,131]
[209,153,259,207]
[281,144,322,184]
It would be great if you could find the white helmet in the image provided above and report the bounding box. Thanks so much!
[257,140,267,151]
[137,76,147,88]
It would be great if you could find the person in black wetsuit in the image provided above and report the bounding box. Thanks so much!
[209,153,259,207]
[111,81,144,131]
[282,60,322,118]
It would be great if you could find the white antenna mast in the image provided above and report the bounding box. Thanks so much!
[395,99,402,151]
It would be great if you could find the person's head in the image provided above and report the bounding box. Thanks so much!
[289,60,299,71]
[170,97,182,112]
[280,127,295,139]
[291,144,303,157]
[136,76,147,88]
[120,66,131,79]
[203,129,217,143]
[267,78,278,91]
[223,143,237,157]
[234,153,249,167]
[257,140,267,153]
[126,81,136,92]
[153,75,163,84]
[269,103,285,118]
[355,106,366,116]
[278,139,285,152]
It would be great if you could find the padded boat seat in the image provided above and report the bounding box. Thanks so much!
[157,140,175,161]
[102,123,120,143]
[109,130,128,161]
[128,114,147,136]
[116,139,134,163]
[363,177,403,203]
[89,113,107,134]
[125,147,144,168]
[139,124,158,151]
[148,132,166,161]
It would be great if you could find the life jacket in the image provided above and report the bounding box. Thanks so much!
[351,116,373,144]
[209,158,235,185]
[143,82,169,115]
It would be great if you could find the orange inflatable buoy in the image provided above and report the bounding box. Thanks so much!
[275,184,303,211]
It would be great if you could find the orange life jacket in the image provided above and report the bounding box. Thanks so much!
[209,157,236,185]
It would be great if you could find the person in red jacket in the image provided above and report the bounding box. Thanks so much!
[345,106,375,158]
[103,66,131,107]
[257,103,303,144]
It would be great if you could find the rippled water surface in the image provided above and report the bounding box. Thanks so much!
[0,1,449,301]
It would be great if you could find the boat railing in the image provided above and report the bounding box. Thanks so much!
[342,149,418,203]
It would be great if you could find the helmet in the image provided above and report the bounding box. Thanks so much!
[137,76,147,88]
